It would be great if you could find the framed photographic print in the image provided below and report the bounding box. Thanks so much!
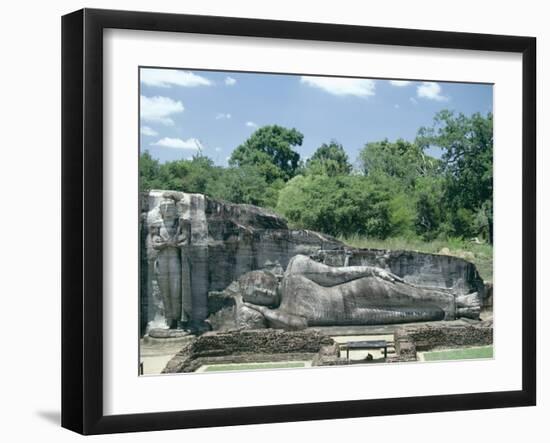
[61,8,536,435]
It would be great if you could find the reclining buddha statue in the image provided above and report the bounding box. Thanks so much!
[225,254,481,331]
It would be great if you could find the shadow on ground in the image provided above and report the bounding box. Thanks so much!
[36,410,60,426]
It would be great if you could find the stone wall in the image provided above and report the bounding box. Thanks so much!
[162,329,334,373]
[160,322,494,372]
[141,190,488,335]
[140,190,341,334]
[393,321,493,361]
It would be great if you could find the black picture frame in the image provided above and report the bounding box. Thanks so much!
[61,8,536,435]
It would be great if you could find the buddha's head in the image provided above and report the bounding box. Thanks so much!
[159,198,177,221]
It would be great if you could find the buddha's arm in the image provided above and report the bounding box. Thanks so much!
[286,255,404,287]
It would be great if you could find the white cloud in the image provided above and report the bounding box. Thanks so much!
[216,113,232,120]
[141,69,211,88]
[389,80,412,87]
[151,137,203,150]
[140,95,184,126]
[417,82,449,101]
[214,147,222,152]
[410,97,418,105]
[224,76,237,86]
[140,126,158,136]
[246,121,258,128]
[394,104,400,109]
[300,76,375,98]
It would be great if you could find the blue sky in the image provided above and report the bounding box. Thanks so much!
[139,68,493,166]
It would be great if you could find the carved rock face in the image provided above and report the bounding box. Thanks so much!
[141,190,487,335]
[141,190,343,334]
[239,270,280,307]
[210,255,482,331]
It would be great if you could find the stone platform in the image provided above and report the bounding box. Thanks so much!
[309,318,479,337]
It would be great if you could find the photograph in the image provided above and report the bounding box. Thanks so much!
[0,0,543,439]
[138,67,494,375]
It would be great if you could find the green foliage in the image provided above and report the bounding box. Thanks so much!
[140,109,493,248]
[139,151,163,192]
[305,141,352,176]
[139,151,282,208]
[160,154,221,194]
[139,152,222,195]
[414,176,445,240]
[229,125,303,182]
[358,138,439,188]
[388,193,417,239]
[276,174,394,238]
[207,166,283,209]
[417,110,493,241]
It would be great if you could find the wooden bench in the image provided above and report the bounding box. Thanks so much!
[341,340,388,361]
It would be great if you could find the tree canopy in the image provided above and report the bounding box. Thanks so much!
[206,165,282,208]
[305,141,352,176]
[276,174,393,238]
[140,111,493,243]
[358,138,439,188]
[417,110,493,240]
[229,125,303,182]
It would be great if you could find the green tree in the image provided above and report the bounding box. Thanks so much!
[139,152,223,194]
[305,141,352,176]
[229,125,303,182]
[358,139,439,188]
[363,172,417,238]
[417,110,493,241]
[207,166,283,208]
[276,174,394,238]
[157,154,221,194]
[140,151,169,192]
[414,176,445,240]
[356,139,442,239]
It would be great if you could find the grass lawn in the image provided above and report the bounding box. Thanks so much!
[340,235,493,282]
[422,346,493,362]
[202,361,307,372]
